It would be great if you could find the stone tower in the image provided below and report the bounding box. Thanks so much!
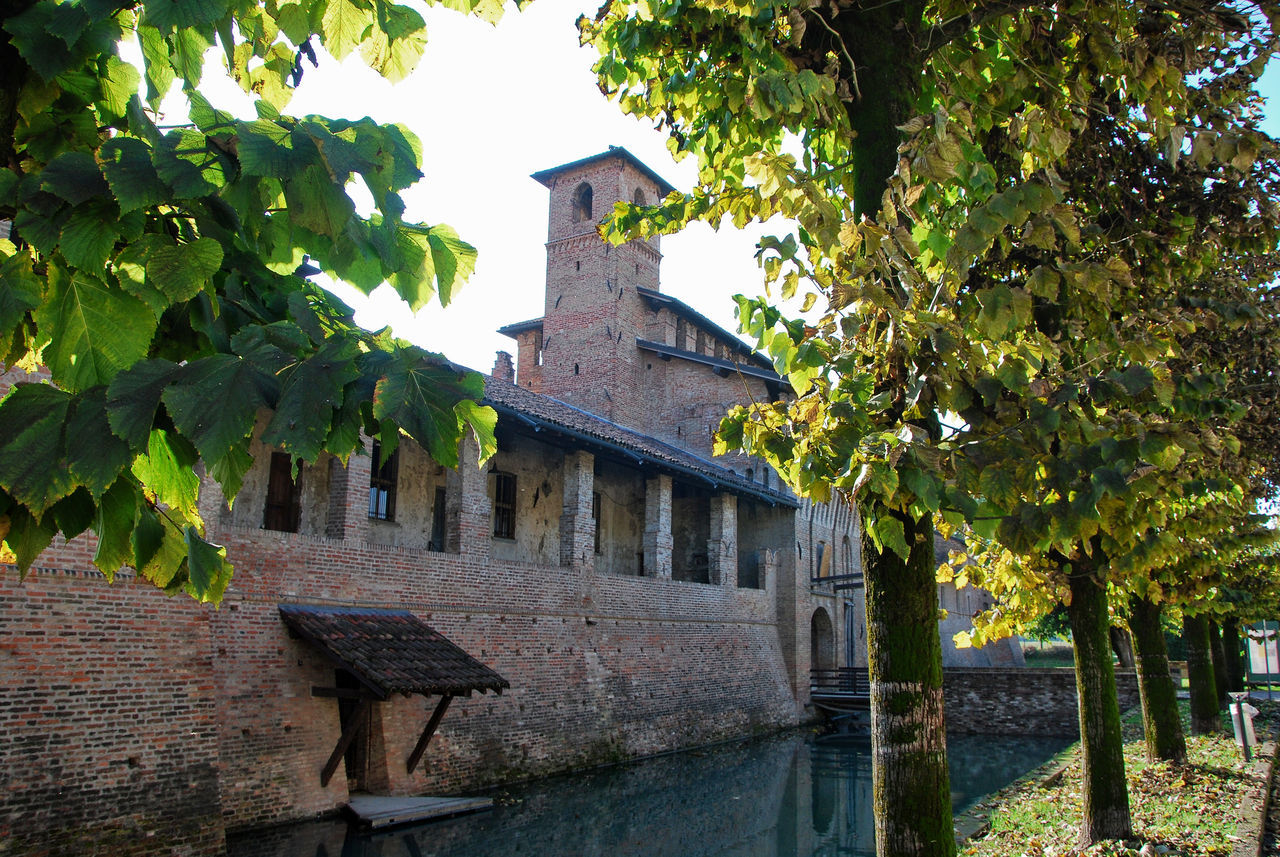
[501,148,675,429]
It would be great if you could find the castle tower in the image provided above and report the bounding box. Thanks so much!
[500,148,674,428]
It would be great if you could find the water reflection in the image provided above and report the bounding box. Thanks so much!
[228,731,1067,857]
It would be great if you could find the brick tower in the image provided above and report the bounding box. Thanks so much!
[500,148,675,429]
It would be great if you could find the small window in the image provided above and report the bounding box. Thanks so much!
[263,452,301,533]
[633,188,646,205]
[675,318,687,349]
[571,183,593,222]
[493,471,516,539]
[843,535,853,573]
[367,441,398,521]
[592,491,602,555]
[696,330,707,354]
[430,487,447,551]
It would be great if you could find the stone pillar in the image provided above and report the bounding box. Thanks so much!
[326,444,371,542]
[643,474,672,579]
[560,450,595,569]
[708,493,738,586]
[448,437,491,560]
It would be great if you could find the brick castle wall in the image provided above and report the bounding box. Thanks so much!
[944,667,1141,736]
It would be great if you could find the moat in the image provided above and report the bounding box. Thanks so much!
[226,729,1070,857]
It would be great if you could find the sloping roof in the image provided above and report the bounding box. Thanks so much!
[530,146,677,197]
[483,378,798,508]
[635,288,776,373]
[497,317,543,337]
[279,604,509,698]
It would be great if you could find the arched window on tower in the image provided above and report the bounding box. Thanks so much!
[571,183,593,222]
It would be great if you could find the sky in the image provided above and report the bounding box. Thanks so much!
[180,0,1280,375]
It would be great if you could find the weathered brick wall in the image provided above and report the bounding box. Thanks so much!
[0,562,224,857]
[209,524,800,832]
[944,667,1141,736]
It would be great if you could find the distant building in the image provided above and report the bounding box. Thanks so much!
[0,148,1017,855]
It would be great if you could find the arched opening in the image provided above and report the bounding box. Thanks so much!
[633,187,646,205]
[811,607,835,672]
[571,182,593,222]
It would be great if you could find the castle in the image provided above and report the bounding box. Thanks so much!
[0,148,1015,855]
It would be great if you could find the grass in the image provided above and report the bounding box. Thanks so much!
[961,700,1275,857]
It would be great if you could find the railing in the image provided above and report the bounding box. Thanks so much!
[810,667,868,695]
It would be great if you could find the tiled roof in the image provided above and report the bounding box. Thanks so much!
[483,378,798,508]
[530,146,677,197]
[279,604,509,698]
[635,288,776,373]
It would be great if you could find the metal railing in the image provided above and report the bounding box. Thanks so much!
[810,667,867,695]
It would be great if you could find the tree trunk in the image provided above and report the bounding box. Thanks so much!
[1222,617,1246,694]
[864,507,955,857]
[1209,620,1229,705]
[1184,613,1222,734]
[1110,626,1136,669]
[1127,594,1186,765]
[1066,563,1131,844]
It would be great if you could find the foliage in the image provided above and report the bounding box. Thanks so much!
[0,0,508,603]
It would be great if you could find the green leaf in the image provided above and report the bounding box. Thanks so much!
[5,505,57,572]
[184,526,231,604]
[426,225,477,307]
[137,25,175,107]
[262,338,361,460]
[139,0,224,33]
[60,202,121,270]
[0,383,76,514]
[874,515,910,560]
[65,387,133,499]
[100,137,169,212]
[106,359,182,450]
[283,163,356,239]
[153,129,224,197]
[237,119,298,178]
[92,478,139,577]
[37,267,155,392]
[162,355,275,472]
[978,465,1018,509]
[321,0,375,60]
[41,151,109,205]
[371,352,482,468]
[98,55,141,118]
[146,237,223,303]
[131,428,200,515]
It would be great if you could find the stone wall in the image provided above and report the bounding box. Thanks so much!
[944,667,1141,736]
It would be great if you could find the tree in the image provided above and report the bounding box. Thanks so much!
[0,0,506,603]
[584,1,1279,853]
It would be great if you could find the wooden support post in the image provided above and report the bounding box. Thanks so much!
[406,694,454,775]
[320,698,370,788]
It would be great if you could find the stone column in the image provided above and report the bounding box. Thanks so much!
[448,437,490,560]
[643,474,672,579]
[708,493,738,586]
[325,443,371,542]
[560,450,595,569]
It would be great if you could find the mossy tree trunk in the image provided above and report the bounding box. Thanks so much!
[1127,594,1186,764]
[1066,562,1132,844]
[1222,617,1246,694]
[863,506,954,857]
[1209,621,1229,705]
[1184,613,1222,734]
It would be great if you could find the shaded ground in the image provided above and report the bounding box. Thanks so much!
[963,701,1278,857]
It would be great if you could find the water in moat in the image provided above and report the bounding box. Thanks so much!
[226,730,1070,857]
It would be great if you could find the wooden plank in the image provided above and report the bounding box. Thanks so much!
[346,795,494,830]
[406,694,453,774]
[320,698,370,787]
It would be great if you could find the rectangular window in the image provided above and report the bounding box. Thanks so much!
[592,491,602,555]
[493,472,516,539]
[430,487,447,551]
[263,452,301,533]
[367,442,398,521]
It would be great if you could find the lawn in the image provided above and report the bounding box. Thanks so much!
[960,701,1275,856]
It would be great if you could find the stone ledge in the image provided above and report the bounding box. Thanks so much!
[1232,727,1279,857]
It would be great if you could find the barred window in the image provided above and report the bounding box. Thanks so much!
[367,442,398,521]
[493,472,516,539]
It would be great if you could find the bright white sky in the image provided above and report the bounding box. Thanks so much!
[175,0,1280,374]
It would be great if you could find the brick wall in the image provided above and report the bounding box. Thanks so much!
[944,667,1141,736]
[0,563,223,857]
